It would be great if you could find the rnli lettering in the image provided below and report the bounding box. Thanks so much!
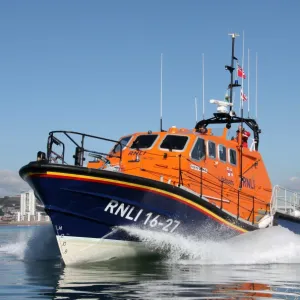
[128,150,146,156]
[104,200,181,232]
[104,200,143,221]
[243,178,256,189]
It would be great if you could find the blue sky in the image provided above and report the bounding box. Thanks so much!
[0,0,300,195]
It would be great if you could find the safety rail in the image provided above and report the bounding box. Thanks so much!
[271,185,300,217]
[45,131,123,166]
[137,152,270,225]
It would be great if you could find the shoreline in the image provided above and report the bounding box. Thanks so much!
[0,221,51,226]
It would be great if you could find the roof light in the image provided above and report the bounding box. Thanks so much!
[168,126,178,133]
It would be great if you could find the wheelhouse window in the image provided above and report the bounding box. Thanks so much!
[229,149,237,165]
[191,138,205,161]
[112,135,132,153]
[160,135,189,151]
[218,145,227,162]
[208,141,216,159]
[130,134,158,150]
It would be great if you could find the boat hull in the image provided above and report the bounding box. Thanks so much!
[274,211,300,235]
[19,162,256,265]
[55,236,151,265]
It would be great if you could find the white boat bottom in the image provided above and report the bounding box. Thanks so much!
[56,235,150,266]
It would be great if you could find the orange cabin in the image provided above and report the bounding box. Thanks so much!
[87,124,272,225]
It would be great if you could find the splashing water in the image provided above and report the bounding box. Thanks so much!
[0,225,60,261]
[2,223,300,266]
[119,225,300,265]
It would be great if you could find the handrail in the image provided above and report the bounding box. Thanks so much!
[140,153,265,224]
[271,185,300,217]
[139,150,272,224]
[46,130,123,167]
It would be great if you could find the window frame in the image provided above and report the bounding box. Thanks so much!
[159,134,190,152]
[190,137,206,162]
[207,140,216,159]
[129,134,159,151]
[228,148,237,166]
[218,144,227,163]
[112,135,133,153]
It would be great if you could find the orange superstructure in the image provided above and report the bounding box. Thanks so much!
[87,123,272,226]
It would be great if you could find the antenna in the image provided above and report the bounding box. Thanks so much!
[255,52,258,120]
[226,33,240,112]
[239,30,245,191]
[202,53,205,119]
[247,48,250,118]
[240,30,245,113]
[195,96,198,123]
[160,53,163,131]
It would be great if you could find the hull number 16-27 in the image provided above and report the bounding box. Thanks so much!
[104,200,181,233]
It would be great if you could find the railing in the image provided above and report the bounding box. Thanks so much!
[139,152,269,225]
[45,131,123,167]
[182,158,269,225]
[271,185,300,217]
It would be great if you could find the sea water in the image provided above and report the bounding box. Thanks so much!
[1,224,300,299]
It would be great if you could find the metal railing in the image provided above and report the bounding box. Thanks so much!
[46,131,123,167]
[271,185,300,217]
[139,152,269,225]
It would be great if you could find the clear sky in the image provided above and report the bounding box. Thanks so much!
[1,0,300,195]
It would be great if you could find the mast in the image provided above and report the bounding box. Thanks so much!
[202,53,205,119]
[247,48,250,118]
[195,96,198,124]
[229,34,235,109]
[239,31,245,190]
[255,52,258,120]
[225,33,240,112]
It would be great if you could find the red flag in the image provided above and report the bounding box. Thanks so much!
[237,65,246,79]
[240,89,247,101]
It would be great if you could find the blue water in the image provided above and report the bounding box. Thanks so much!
[1,225,300,299]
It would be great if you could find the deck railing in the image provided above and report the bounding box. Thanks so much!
[139,152,269,225]
[46,131,123,166]
[270,185,300,217]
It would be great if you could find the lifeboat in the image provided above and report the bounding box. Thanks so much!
[18,33,296,266]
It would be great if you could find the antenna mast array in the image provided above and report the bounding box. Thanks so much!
[225,33,241,112]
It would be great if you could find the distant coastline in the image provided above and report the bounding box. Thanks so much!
[0,221,51,226]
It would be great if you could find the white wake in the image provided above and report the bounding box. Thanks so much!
[120,225,300,265]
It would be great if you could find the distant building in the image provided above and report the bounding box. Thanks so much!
[0,190,50,223]
[20,190,36,216]
[18,190,49,222]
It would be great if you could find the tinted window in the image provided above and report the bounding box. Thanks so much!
[113,136,132,153]
[229,149,237,165]
[219,145,227,162]
[160,135,188,151]
[191,138,205,161]
[131,135,158,149]
[208,141,216,158]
